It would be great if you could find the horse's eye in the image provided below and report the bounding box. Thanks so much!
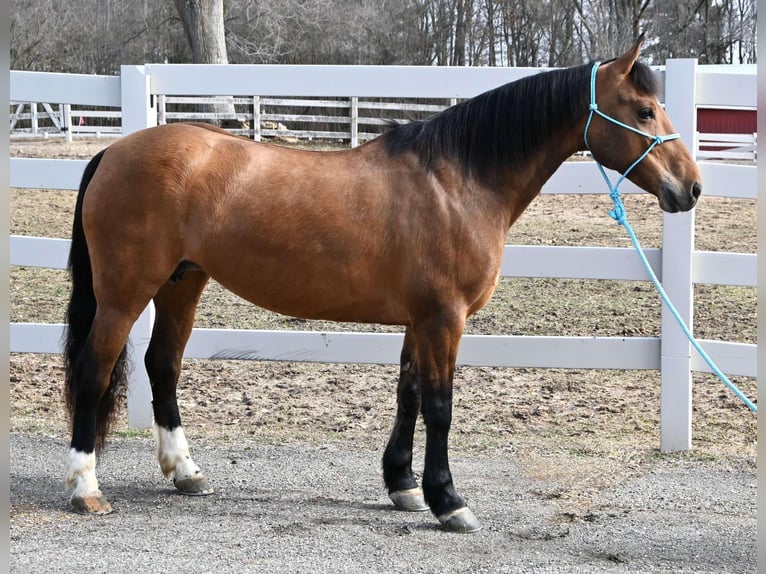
[638,108,655,121]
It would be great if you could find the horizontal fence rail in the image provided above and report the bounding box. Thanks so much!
[9,62,757,451]
[7,324,755,379]
[697,132,756,160]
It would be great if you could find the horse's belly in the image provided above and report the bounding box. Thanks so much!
[205,259,408,325]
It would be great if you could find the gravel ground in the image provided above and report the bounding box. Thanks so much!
[10,432,756,573]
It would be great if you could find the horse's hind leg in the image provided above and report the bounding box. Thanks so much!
[66,306,142,514]
[145,270,212,495]
[382,327,428,511]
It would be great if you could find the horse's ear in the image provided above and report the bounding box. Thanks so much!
[613,32,645,76]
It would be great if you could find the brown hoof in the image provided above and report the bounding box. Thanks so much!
[71,494,113,515]
[174,476,214,496]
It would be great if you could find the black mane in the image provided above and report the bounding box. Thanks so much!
[382,61,658,184]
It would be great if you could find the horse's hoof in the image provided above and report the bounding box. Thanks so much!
[174,476,214,496]
[71,494,113,515]
[439,507,482,533]
[389,487,429,512]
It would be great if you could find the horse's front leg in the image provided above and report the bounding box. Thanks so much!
[413,313,482,533]
[152,425,211,495]
[382,327,428,512]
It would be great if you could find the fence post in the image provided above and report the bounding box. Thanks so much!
[121,65,158,429]
[253,96,261,141]
[350,97,359,148]
[62,104,72,143]
[30,103,38,135]
[121,65,156,135]
[157,94,166,125]
[753,132,757,161]
[659,58,698,452]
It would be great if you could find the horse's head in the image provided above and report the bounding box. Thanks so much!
[585,36,702,213]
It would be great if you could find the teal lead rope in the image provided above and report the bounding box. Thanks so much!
[585,63,757,414]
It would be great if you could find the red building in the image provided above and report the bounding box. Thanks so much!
[698,108,756,134]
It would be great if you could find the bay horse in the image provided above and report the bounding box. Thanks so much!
[63,37,701,532]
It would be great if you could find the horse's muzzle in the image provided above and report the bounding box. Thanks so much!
[660,181,701,213]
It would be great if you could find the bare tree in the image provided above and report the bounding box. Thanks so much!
[10,0,758,75]
[174,0,241,127]
[542,0,579,66]
[484,0,498,66]
[174,0,229,64]
[11,0,183,73]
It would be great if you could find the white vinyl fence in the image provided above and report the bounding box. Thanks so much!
[10,62,757,452]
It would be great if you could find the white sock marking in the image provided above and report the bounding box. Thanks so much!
[154,424,203,482]
[65,449,101,499]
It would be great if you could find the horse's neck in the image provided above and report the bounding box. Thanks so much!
[496,120,586,230]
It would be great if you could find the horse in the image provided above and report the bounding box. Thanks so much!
[63,36,701,533]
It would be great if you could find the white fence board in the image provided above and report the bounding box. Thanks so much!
[457,335,659,369]
[10,158,88,190]
[697,150,756,161]
[147,64,540,99]
[10,322,660,371]
[501,246,661,280]
[541,161,645,195]
[11,322,753,376]
[72,126,121,136]
[693,251,756,287]
[696,70,757,108]
[696,162,756,199]
[690,340,756,377]
[184,329,403,363]
[184,329,660,369]
[10,236,70,269]
[10,322,65,354]
[10,71,121,107]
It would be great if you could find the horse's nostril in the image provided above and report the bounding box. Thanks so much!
[692,182,702,199]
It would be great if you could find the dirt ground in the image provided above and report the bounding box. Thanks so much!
[9,136,758,571]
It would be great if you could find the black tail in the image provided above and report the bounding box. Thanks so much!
[64,149,129,454]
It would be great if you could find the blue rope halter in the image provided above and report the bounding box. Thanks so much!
[584,62,757,414]
[584,62,681,223]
